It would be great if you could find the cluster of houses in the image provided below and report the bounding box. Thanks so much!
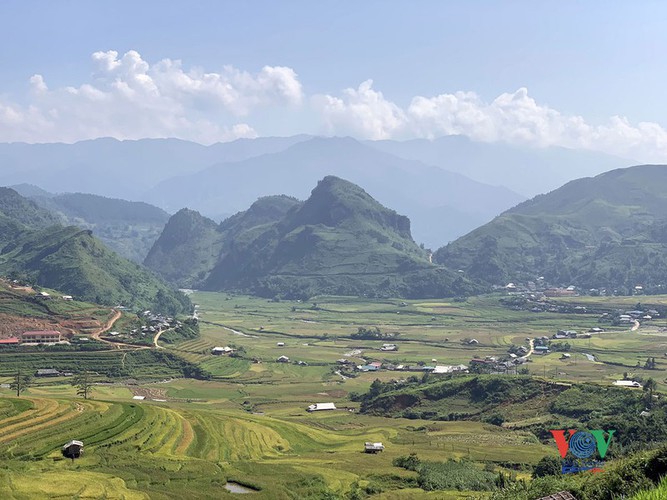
[0,330,66,346]
[137,311,182,336]
[335,357,469,374]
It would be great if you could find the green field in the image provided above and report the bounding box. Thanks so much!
[2,291,667,498]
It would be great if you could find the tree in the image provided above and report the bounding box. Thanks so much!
[10,370,32,397]
[532,455,562,478]
[644,378,657,407]
[72,371,94,399]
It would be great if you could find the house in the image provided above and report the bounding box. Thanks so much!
[369,361,382,369]
[614,380,642,388]
[61,295,73,301]
[62,440,84,459]
[0,337,20,345]
[534,346,550,354]
[364,442,384,453]
[21,330,62,344]
[358,365,379,372]
[211,346,235,355]
[307,402,336,412]
[381,344,398,351]
[468,338,479,345]
[36,369,61,377]
[276,342,285,347]
[561,353,571,359]
[37,291,51,298]
[277,355,290,363]
[432,365,468,374]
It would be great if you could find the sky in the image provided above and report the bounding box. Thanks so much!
[2,1,667,161]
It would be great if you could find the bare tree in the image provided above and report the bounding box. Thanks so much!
[72,371,94,399]
[10,370,32,397]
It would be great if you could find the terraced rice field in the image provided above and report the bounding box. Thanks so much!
[0,392,554,499]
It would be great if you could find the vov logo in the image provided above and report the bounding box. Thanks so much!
[549,429,615,473]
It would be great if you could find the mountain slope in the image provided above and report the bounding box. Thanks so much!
[145,136,525,248]
[0,188,190,314]
[143,209,224,287]
[21,191,171,262]
[434,165,667,291]
[202,176,478,299]
[368,135,633,198]
[144,196,303,288]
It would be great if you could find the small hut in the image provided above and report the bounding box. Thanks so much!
[62,440,84,459]
[364,442,384,453]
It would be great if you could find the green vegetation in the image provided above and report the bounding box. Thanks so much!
[32,192,171,263]
[436,165,667,291]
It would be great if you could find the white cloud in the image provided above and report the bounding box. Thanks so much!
[316,82,667,162]
[312,80,406,140]
[0,50,302,144]
[3,51,667,163]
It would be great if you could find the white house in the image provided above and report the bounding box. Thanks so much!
[613,380,642,388]
[307,402,336,412]
[381,344,398,351]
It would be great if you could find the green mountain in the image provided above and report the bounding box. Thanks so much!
[11,187,170,263]
[0,189,190,314]
[143,208,223,288]
[158,176,478,299]
[144,196,302,288]
[434,165,667,291]
[0,187,60,231]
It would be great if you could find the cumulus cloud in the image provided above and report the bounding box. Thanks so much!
[315,82,667,162]
[3,51,667,162]
[0,50,301,144]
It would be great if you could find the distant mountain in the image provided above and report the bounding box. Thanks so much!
[435,165,667,292]
[0,188,190,314]
[0,136,311,199]
[0,187,60,230]
[10,187,171,263]
[145,137,525,248]
[147,177,479,299]
[368,136,633,198]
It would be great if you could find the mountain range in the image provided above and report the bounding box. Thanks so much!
[0,135,632,249]
[145,176,479,299]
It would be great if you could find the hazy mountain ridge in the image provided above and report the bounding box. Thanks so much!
[435,164,667,291]
[368,135,633,197]
[144,136,525,248]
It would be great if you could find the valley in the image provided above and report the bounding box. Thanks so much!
[1,288,666,499]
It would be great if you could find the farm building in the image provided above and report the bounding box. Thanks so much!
[614,380,642,388]
[380,343,397,351]
[534,346,550,354]
[307,402,336,412]
[276,342,285,347]
[36,369,61,377]
[364,442,384,453]
[277,355,290,363]
[62,440,83,459]
[211,346,235,355]
[21,330,62,344]
[0,337,19,345]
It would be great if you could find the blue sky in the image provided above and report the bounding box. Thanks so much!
[1,1,667,160]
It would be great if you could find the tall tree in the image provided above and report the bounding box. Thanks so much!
[72,371,94,399]
[644,377,657,408]
[10,370,31,397]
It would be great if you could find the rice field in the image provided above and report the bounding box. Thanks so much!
[3,291,667,498]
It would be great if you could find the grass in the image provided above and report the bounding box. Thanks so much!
[3,291,667,498]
